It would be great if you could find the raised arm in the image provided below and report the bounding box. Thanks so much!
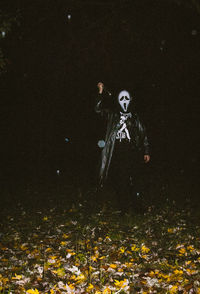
[95,82,112,115]
[97,82,104,94]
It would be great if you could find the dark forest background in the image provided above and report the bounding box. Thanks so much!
[1,0,200,203]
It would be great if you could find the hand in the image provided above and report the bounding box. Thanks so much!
[97,82,104,94]
[144,155,150,163]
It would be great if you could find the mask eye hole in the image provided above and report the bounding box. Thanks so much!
[125,96,129,100]
[120,96,124,101]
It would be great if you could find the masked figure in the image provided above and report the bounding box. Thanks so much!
[95,82,150,204]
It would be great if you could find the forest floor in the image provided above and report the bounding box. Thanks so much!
[0,184,200,294]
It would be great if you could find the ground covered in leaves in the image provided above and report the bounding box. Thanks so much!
[1,186,200,294]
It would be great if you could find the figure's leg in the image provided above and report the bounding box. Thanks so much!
[111,151,133,212]
[107,150,126,211]
[128,153,146,212]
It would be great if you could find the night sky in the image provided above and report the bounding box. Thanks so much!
[1,0,200,199]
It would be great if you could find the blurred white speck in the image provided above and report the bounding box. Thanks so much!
[65,137,70,143]
[56,169,60,175]
[191,30,197,36]
[98,140,105,148]
[71,221,77,225]
[67,14,71,20]
[2,31,6,37]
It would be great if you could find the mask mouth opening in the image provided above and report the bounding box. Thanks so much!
[123,103,127,111]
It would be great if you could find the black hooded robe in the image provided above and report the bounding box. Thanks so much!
[95,91,150,193]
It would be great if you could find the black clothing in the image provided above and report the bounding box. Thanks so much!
[95,91,150,188]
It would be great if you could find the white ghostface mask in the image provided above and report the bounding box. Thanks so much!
[118,90,131,112]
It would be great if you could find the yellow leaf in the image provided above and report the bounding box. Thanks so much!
[109,264,117,269]
[103,288,111,294]
[12,273,22,280]
[26,289,40,294]
[68,283,75,290]
[174,269,183,275]
[114,279,128,289]
[21,244,28,250]
[75,273,86,282]
[60,241,67,246]
[86,283,94,291]
[45,247,52,252]
[49,255,57,260]
[185,260,192,265]
[125,262,133,268]
[187,245,194,252]
[62,234,69,239]
[119,246,125,253]
[115,279,120,286]
[118,268,123,272]
[141,245,150,253]
[66,249,75,253]
[91,255,97,262]
[169,285,178,293]
[131,244,139,252]
[2,277,9,284]
[179,248,186,255]
[1,247,8,251]
[56,268,65,277]
[99,256,106,260]
[186,268,196,275]
[149,271,155,277]
[70,274,76,280]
